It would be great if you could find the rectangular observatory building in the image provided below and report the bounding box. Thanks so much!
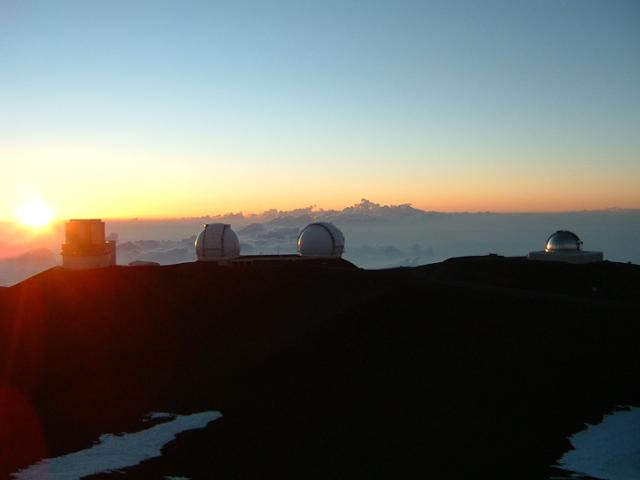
[61,219,116,269]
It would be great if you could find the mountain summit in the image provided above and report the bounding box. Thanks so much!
[1,257,639,478]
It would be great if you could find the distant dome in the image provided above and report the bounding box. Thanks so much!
[195,224,240,261]
[545,230,583,253]
[297,222,345,257]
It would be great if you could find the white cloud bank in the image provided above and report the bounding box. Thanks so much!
[2,199,639,285]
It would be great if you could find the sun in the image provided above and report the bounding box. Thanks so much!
[16,199,55,229]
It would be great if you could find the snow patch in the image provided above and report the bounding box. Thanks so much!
[12,411,221,480]
[557,406,640,480]
[145,411,175,421]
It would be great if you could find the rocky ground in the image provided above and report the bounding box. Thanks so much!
[1,256,639,479]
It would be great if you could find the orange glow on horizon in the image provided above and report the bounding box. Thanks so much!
[2,140,639,221]
[5,188,639,223]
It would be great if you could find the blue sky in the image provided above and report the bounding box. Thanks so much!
[1,0,639,218]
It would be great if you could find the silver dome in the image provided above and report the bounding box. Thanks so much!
[544,230,583,253]
[195,223,240,261]
[297,222,345,257]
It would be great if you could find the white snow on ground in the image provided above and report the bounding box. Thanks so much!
[145,412,174,420]
[557,406,640,480]
[12,411,221,480]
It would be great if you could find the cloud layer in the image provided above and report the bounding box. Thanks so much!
[2,199,639,286]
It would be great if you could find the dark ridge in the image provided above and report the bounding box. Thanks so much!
[1,256,639,479]
[412,255,640,304]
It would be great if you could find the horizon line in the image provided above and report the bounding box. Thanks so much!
[4,207,639,224]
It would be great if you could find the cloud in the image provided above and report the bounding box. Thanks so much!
[345,243,434,269]
[116,240,195,265]
[237,223,266,235]
[0,248,59,286]
[1,200,639,285]
[204,199,442,225]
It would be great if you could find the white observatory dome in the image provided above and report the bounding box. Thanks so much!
[544,230,583,253]
[297,222,345,257]
[195,223,240,261]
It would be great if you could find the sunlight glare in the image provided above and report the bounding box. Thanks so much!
[16,199,55,228]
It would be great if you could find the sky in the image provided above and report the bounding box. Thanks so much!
[1,0,639,220]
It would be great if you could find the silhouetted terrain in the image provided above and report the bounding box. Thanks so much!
[1,256,639,478]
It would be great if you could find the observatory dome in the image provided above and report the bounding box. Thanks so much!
[297,222,345,257]
[529,230,602,264]
[545,231,583,253]
[195,224,240,261]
